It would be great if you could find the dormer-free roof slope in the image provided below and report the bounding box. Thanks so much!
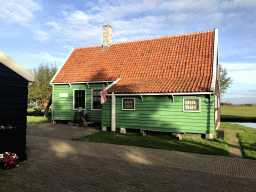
[52,30,215,94]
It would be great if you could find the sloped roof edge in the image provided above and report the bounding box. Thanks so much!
[0,50,35,82]
[50,47,75,85]
[210,28,218,91]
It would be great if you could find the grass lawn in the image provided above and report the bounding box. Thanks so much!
[221,105,256,122]
[71,126,230,158]
[27,116,51,125]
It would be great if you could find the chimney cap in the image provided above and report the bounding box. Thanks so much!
[103,24,113,28]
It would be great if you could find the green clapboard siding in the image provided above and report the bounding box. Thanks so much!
[101,95,215,134]
[52,83,108,122]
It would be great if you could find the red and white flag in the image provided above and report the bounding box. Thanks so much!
[100,87,107,104]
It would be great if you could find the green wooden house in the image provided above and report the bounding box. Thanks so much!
[50,25,220,139]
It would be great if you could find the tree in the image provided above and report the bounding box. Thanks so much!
[219,63,233,97]
[28,62,58,117]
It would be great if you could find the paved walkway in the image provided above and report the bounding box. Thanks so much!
[0,123,256,191]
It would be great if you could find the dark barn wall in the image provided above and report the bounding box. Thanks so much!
[0,62,28,162]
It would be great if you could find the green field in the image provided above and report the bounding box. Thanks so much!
[220,105,256,122]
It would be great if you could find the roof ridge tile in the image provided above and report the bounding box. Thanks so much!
[76,29,215,49]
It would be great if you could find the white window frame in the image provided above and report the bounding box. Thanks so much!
[91,88,102,111]
[73,89,86,110]
[183,97,201,112]
[122,98,135,110]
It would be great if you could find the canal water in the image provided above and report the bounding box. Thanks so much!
[225,122,256,129]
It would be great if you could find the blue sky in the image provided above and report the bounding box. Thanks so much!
[0,0,255,104]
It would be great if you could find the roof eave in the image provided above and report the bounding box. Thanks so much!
[0,51,35,82]
[106,92,214,96]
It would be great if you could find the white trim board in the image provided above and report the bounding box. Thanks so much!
[51,80,115,85]
[210,28,218,91]
[0,50,35,82]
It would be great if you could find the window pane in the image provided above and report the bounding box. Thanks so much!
[124,99,134,109]
[74,90,85,109]
[93,101,102,109]
[92,90,102,109]
[184,99,199,111]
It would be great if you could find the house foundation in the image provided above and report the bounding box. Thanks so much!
[205,134,214,140]
[120,128,126,134]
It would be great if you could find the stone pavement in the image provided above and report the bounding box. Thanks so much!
[0,123,256,191]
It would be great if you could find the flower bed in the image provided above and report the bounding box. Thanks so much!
[0,152,19,170]
[0,125,26,163]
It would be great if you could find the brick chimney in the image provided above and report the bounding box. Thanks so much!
[102,24,113,50]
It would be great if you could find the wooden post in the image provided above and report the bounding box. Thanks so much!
[111,92,116,132]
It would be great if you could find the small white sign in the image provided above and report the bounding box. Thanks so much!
[59,93,68,97]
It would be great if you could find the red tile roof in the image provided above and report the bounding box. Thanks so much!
[52,30,215,93]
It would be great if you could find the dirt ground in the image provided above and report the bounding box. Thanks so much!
[0,123,256,191]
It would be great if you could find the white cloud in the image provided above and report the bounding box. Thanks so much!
[246,56,256,59]
[160,0,218,11]
[41,52,66,63]
[168,13,188,22]
[228,70,256,84]
[220,63,256,90]
[220,0,256,8]
[62,45,74,49]
[28,0,252,45]
[225,89,256,97]
[35,30,49,40]
[221,63,256,71]
[0,0,42,26]
[65,11,93,25]
[46,21,62,30]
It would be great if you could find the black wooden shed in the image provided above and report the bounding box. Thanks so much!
[0,50,34,163]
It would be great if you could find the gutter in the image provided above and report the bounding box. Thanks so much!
[51,80,115,85]
[106,92,213,96]
[210,28,218,91]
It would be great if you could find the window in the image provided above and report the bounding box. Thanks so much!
[122,98,135,110]
[92,89,102,110]
[73,89,85,110]
[183,98,200,112]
